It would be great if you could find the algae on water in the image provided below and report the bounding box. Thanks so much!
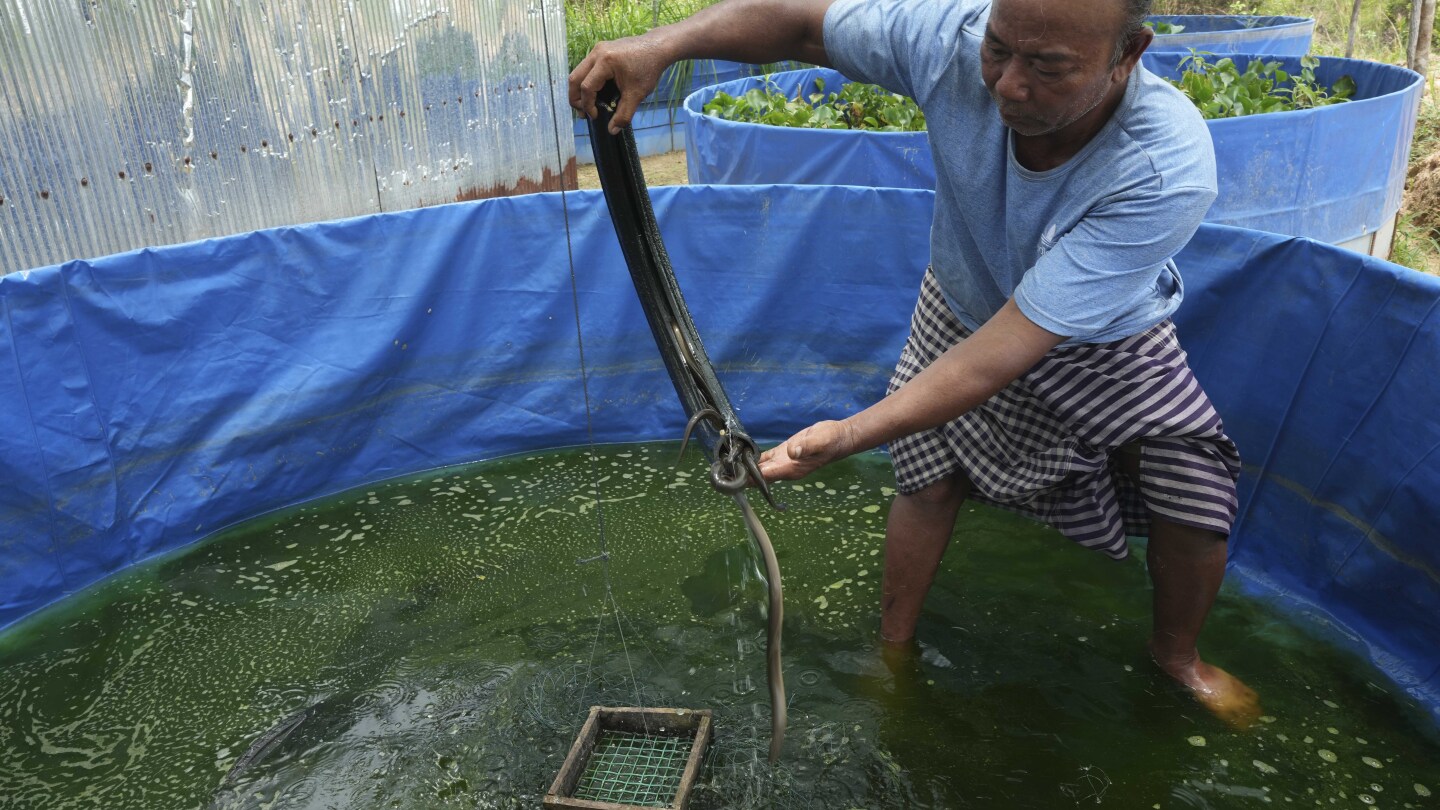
[0,445,1437,809]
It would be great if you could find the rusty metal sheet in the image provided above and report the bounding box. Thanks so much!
[0,0,575,275]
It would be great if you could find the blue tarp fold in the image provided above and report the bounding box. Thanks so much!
[0,185,1436,723]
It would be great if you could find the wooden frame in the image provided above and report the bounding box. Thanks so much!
[543,706,713,810]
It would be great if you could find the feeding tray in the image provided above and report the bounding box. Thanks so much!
[544,706,713,809]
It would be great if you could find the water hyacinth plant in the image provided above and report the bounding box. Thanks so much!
[700,54,1356,131]
[702,77,927,131]
[1169,52,1357,118]
[1144,20,1188,34]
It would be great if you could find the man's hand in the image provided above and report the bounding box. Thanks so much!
[568,35,674,134]
[758,419,858,482]
[568,0,833,133]
[759,298,1064,486]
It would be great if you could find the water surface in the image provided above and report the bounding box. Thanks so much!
[0,445,1435,809]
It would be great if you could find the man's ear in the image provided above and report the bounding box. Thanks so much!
[1116,25,1154,76]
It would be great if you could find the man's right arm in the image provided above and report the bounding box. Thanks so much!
[568,0,837,133]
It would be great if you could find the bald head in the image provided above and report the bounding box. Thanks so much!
[992,0,1153,66]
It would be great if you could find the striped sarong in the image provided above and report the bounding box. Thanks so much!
[887,270,1241,560]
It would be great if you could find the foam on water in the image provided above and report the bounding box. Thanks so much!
[0,445,1436,809]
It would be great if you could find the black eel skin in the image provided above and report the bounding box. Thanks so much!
[586,82,787,763]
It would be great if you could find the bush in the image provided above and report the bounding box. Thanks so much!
[1144,20,1188,34]
[1169,52,1356,118]
[703,77,927,131]
[700,53,1359,132]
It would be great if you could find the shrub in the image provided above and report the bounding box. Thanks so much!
[1169,52,1356,118]
[701,52,1358,132]
[702,77,927,131]
[1145,20,1188,34]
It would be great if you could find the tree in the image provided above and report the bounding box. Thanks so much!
[1347,0,1363,58]
[1407,0,1435,85]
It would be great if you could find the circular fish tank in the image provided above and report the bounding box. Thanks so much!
[1146,14,1315,56]
[1143,51,1423,257]
[683,57,1423,257]
[682,68,933,189]
[1,185,1438,806]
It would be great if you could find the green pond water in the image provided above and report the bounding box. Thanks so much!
[1,444,1437,809]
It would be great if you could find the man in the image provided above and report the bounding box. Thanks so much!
[570,0,1260,725]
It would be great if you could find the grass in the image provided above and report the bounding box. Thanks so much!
[565,0,718,70]
[1411,88,1440,164]
[1397,98,1440,274]
[1390,212,1440,273]
[1154,0,1426,63]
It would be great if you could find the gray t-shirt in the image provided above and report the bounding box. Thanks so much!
[823,0,1217,344]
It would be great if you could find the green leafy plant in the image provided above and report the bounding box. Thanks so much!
[1144,20,1188,34]
[566,0,647,70]
[702,77,927,131]
[565,0,725,119]
[1169,52,1356,119]
[565,0,713,70]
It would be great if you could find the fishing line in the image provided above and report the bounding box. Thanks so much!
[536,0,649,722]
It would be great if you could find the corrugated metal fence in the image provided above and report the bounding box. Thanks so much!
[0,0,575,275]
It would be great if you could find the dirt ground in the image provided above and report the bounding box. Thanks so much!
[1398,95,1440,274]
[1406,151,1440,233]
[575,149,689,189]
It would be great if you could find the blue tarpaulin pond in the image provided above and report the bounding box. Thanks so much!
[684,59,1421,256]
[1,184,1437,727]
[1147,14,1315,55]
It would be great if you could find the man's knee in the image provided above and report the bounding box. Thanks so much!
[1149,514,1229,551]
[899,472,972,510]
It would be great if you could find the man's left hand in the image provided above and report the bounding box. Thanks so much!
[757,419,858,482]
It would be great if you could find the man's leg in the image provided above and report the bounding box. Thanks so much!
[1147,517,1260,727]
[1146,517,1227,678]
[1121,448,1260,726]
[880,473,972,643]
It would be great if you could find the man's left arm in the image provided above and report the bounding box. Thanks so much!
[759,173,1217,482]
[758,297,1066,481]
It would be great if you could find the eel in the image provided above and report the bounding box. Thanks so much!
[586,82,788,763]
[733,491,787,764]
[219,704,312,786]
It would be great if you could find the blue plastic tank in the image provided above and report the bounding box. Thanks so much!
[683,58,1423,257]
[1,186,1438,725]
[1146,14,1315,56]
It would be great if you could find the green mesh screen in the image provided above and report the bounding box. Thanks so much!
[572,729,693,806]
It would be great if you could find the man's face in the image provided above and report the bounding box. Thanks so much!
[980,0,1128,137]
